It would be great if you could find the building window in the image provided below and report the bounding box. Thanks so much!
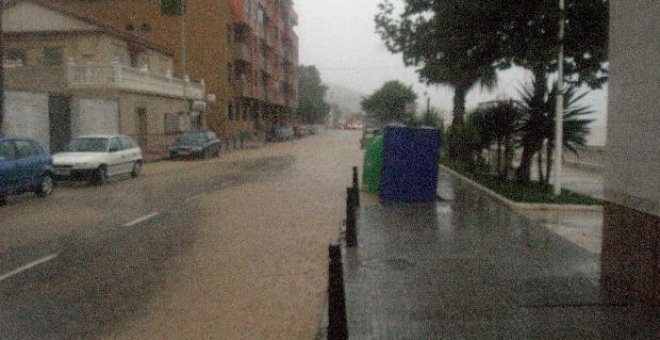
[4,48,27,66]
[228,102,235,121]
[227,63,233,83]
[43,47,63,66]
[164,113,179,133]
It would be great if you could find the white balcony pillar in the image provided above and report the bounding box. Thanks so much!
[111,59,123,83]
[66,58,76,83]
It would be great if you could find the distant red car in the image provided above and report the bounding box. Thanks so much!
[343,122,365,130]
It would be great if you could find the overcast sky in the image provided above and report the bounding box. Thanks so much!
[295,0,608,144]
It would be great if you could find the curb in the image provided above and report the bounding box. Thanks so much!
[564,160,604,172]
[439,164,603,213]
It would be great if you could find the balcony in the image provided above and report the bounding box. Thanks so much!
[261,58,273,78]
[66,63,205,100]
[232,79,251,98]
[232,42,251,63]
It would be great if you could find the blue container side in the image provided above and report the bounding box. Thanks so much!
[380,126,441,203]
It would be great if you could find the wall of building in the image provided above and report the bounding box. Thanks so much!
[70,97,120,137]
[56,0,231,138]
[3,31,173,80]
[605,1,659,216]
[118,92,188,157]
[3,90,50,148]
[602,0,659,305]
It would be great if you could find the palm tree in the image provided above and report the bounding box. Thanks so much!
[472,102,519,178]
[518,81,594,187]
[420,56,498,127]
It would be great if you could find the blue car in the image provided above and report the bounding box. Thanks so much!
[0,134,55,204]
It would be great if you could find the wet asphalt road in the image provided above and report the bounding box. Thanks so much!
[0,142,310,339]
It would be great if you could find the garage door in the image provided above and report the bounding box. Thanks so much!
[73,98,119,137]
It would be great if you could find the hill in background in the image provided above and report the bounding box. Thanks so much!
[325,83,364,118]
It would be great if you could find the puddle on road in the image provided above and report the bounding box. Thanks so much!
[230,156,296,172]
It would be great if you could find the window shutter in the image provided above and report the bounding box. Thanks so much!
[161,0,184,16]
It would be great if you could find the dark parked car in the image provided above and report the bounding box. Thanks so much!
[170,131,222,160]
[0,135,54,204]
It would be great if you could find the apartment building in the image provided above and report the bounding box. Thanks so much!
[52,0,236,141]
[2,0,205,157]
[51,0,299,145]
[229,0,298,139]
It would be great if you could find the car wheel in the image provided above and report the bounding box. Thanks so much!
[0,196,6,206]
[35,174,54,197]
[91,165,108,185]
[202,149,210,160]
[131,161,142,178]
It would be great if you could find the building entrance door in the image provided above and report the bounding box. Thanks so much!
[136,107,148,150]
[48,96,71,152]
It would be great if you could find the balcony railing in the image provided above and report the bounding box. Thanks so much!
[232,42,250,62]
[263,58,273,75]
[66,62,205,100]
[233,79,251,97]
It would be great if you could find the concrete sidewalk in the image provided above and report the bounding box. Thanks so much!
[340,173,658,339]
[531,163,604,200]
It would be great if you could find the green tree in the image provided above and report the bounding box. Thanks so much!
[471,102,519,178]
[297,65,330,124]
[492,0,609,182]
[375,0,609,182]
[417,108,444,130]
[361,81,417,125]
[518,82,594,188]
[375,0,501,127]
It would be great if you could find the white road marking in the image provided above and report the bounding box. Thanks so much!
[124,212,161,228]
[0,253,59,283]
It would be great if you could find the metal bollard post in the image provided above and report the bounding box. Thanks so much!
[328,245,348,340]
[352,166,360,207]
[345,188,357,247]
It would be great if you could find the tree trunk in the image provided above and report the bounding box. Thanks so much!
[451,84,467,127]
[546,142,553,187]
[496,138,502,177]
[447,83,469,159]
[504,135,513,179]
[537,146,544,184]
[516,66,547,183]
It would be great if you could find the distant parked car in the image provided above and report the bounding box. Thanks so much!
[298,125,318,137]
[52,135,143,184]
[170,131,221,160]
[0,135,54,203]
[275,127,294,141]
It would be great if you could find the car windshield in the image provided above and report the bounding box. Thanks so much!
[65,138,109,152]
[178,133,207,144]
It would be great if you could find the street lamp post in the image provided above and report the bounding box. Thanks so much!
[553,0,565,196]
[180,0,188,125]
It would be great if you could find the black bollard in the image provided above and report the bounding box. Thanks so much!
[346,188,357,247]
[328,245,348,340]
[352,166,360,207]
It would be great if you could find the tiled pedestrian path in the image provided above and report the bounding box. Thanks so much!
[341,173,659,339]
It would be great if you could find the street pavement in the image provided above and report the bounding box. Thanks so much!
[342,169,659,339]
[0,129,364,339]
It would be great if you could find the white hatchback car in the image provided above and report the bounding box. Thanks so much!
[53,135,143,184]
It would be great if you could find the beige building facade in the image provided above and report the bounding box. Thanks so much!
[2,0,206,157]
[53,0,237,143]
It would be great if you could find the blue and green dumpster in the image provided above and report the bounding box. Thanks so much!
[362,125,441,202]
